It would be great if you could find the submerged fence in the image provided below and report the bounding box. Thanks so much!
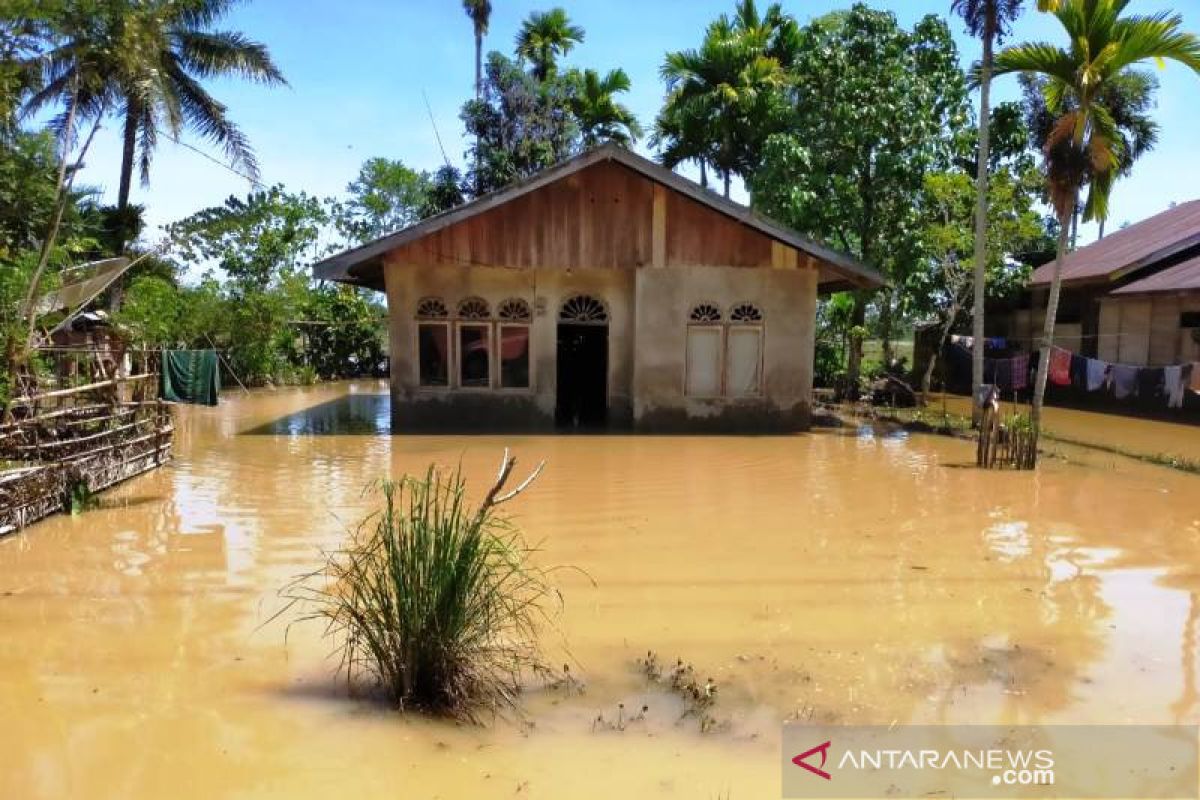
[0,347,174,535]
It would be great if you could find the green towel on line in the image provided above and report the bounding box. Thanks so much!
[160,349,221,406]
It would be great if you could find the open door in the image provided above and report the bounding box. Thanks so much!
[555,296,609,429]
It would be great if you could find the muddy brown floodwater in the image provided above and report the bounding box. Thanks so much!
[2,381,1199,799]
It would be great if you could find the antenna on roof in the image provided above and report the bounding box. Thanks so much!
[422,88,452,169]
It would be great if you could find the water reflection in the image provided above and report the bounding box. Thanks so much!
[242,392,391,436]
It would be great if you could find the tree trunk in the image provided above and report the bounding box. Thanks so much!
[845,294,866,399]
[923,306,960,396]
[700,161,708,189]
[1070,205,1078,250]
[723,170,731,199]
[1098,217,1106,240]
[474,32,483,100]
[970,22,995,426]
[110,102,139,314]
[117,102,137,212]
[1031,206,1073,431]
[879,289,894,366]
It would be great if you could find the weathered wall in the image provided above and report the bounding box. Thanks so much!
[1097,291,1200,366]
[632,263,817,432]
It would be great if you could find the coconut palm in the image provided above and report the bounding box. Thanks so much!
[462,0,492,100]
[25,0,286,216]
[951,0,1026,423]
[515,8,584,81]
[568,68,642,148]
[992,0,1200,430]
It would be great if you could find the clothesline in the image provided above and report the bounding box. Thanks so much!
[951,334,1199,373]
[975,344,1200,409]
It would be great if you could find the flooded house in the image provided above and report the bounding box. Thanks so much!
[993,200,1200,366]
[315,144,882,431]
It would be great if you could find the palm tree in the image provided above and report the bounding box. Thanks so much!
[568,68,642,148]
[658,2,793,198]
[951,0,1025,424]
[515,8,584,81]
[992,0,1200,431]
[462,0,492,100]
[26,0,286,217]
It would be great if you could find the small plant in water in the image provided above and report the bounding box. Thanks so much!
[283,451,557,721]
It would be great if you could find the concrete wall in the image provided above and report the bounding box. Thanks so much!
[632,265,817,432]
[383,259,819,432]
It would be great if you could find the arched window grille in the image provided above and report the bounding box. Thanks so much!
[559,295,609,324]
[689,302,722,323]
[729,302,764,323]
[415,297,448,319]
[457,297,491,320]
[497,298,533,322]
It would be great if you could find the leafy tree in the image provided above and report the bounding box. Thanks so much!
[301,284,385,379]
[992,0,1200,429]
[117,274,182,345]
[909,166,1044,393]
[657,0,796,197]
[515,8,584,81]
[420,165,466,218]
[462,52,578,194]
[167,186,327,293]
[337,158,430,243]
[568,68,642,148]
[752,5,970,391]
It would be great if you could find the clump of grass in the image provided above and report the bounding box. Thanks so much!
[637,651,724,733]
[284,451,557,721]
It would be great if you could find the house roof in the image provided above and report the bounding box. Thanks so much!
[1111,253,1200,295]
[313,144,883,291]
[1031,200,1200,287]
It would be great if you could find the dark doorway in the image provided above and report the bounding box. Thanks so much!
[556,323,608,428]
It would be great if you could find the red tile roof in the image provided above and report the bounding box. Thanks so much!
[1110,253,1200,295]
[1031,200,1200,286]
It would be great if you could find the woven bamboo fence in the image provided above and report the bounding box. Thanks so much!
[976,394,1038,470]
[0,347,174,535]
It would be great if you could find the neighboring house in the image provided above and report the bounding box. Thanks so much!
[995,200,1200,366]
[314,144,882,431]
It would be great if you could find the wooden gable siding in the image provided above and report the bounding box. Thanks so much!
[383,160,779,270]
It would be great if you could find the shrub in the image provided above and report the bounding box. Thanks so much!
[285,452,555,720]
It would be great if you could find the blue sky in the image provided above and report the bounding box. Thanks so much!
[73,0,1200,253]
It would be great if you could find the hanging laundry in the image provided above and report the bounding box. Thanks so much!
[1069,353,1088,389]
[1012,353,1029,391]
[1138,367,1165,402]
[1048,347,1072,386]
[1086,358,1109,392]
[1165,365,1187,409]
[1111,364,1139,400]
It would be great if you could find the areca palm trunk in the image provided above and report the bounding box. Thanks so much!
[1031,204,1073,430]
[970,10,995,426]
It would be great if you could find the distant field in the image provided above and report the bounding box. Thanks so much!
[862,338,914,366]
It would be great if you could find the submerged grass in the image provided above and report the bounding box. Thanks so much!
[283,453,559,721]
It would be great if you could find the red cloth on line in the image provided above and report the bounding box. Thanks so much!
[1049,347,1072,386]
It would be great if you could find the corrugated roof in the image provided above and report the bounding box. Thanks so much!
[1110,253,1200,295]
[313,143,884,292]
[1031,200,1200,286]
